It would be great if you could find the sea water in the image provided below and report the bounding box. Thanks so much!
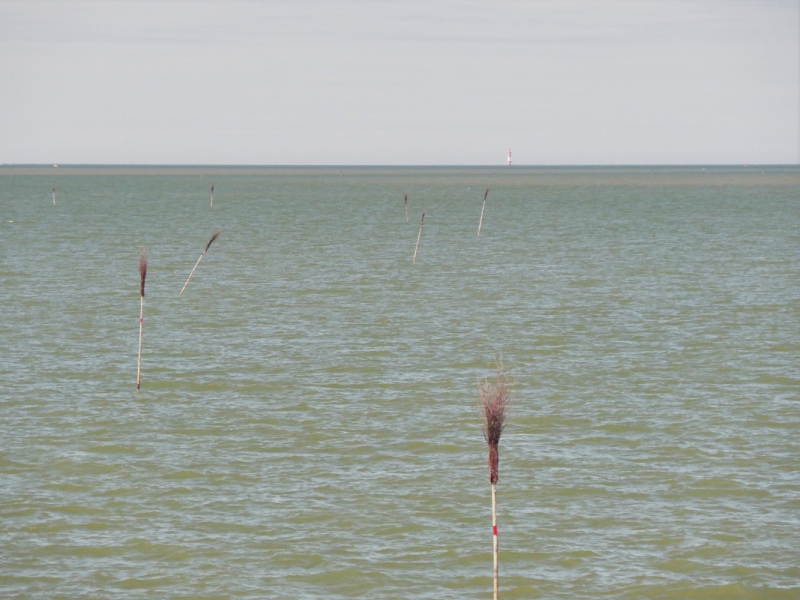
[1,166,798,599]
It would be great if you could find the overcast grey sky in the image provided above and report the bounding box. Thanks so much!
[0,0,796,165]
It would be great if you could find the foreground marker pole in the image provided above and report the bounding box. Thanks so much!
[480,366,509,600]
[478,188,489,236]
[137,248,148,391]
[179,229,222,297]
[210,185,214,207]
[404,193,409,223]
[52,187,56,205]
[412,210,425,262]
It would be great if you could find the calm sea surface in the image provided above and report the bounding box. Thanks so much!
[1,166,798,599]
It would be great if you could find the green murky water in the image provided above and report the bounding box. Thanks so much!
[1,166,798,598]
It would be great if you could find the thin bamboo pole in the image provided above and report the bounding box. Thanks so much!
[137,249,147,391]
[404,193,409,223]
[180,252,206,297]
[492,482,498,600]
[478,188,489,236]
[52,187,56,205]
[481,366,508,600]
[210,185,214,207]
[179,230,221,297]
[412,211,425,262]
[137,295,144,390]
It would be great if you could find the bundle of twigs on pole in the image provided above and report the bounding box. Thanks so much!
[52,187,56,205]
[404,193,409,223]
[179,229,222,297]
[210,184,214,207]
[412,210,425,262]
[137,248,148,391]
[480,366,510,600]
[478,188,489,236]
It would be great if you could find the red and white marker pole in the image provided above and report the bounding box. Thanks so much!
[492,482,498,600]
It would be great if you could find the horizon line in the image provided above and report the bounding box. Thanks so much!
[2,163,797,168]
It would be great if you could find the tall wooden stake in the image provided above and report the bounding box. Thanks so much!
[404,193,409,223]
[210,185,214,207]
[137,249,147,391]
[52,187,56,205]
[179,229,222,297]
[478,188,489,236]
[412,210,425,262]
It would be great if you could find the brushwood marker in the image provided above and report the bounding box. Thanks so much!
[480,367,509,600]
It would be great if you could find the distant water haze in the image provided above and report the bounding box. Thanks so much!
[1,166,798,598]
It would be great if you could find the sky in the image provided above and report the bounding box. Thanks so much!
[0,0,797,165]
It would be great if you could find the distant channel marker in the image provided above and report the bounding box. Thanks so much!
[137,248,148,391]
[478,188,489,236]
[413,211,425,262]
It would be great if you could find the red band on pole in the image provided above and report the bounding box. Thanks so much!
[493,525,497,536]
[140,318,143,323]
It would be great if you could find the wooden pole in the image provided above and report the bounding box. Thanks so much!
[492,482,498,600]
[137,294,144,390]
[412,210,425,262]
[210,185,214,207]
[52,187,56,205]
[180,252,206,297]
[179,230,221,297]
[404,193,409,223]
[478,188,488,236]
[137,249,147,391]
[480,366,508,600]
